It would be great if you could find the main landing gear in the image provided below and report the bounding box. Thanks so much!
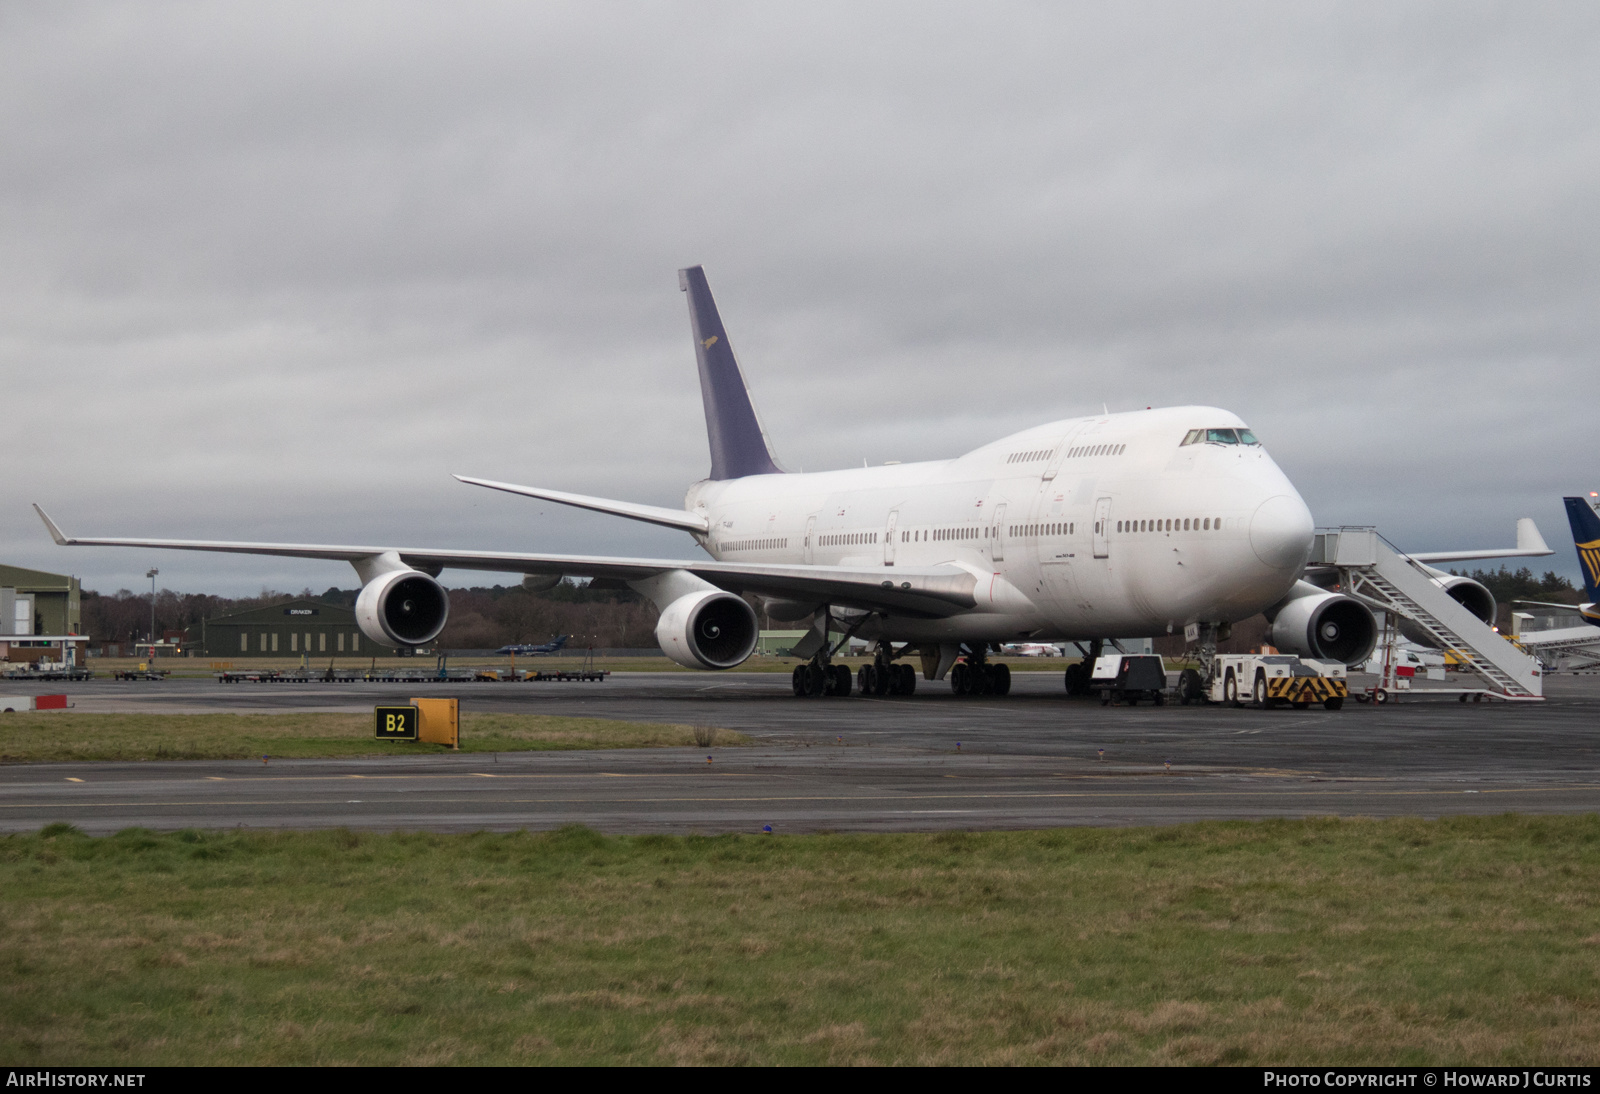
[950,645,1010,697]
[791,660,853,697]
[791,615,917,698]
[857,642,917,696]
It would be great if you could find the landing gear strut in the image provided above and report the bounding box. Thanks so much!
[1180,622,1227,704]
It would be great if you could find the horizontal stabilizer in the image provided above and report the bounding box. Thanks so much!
[453,476,710,535]
[1409,517,1553,563]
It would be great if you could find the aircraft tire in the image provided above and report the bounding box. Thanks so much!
[831,664,852,697]
[992,663,1011,696]
[970,665,992,696]
[899,663,917,695]
[792,665,806,697]
[951,663,971,696]
[1178,668,1203,705]
[803,664,826,698]
[874,666,891,696]
[860,665,876,695]
[1064,662,1088,696]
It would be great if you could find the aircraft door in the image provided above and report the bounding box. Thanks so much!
[1093,497,1112,559]
[804,516,815,564]
[991,503,1007,561]
[884,509,899,566]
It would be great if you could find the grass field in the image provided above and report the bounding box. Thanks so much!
[0,712,746,763]
[3,816,1599,1065]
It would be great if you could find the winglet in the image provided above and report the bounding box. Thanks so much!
[1516,517,1550,556]
[32,504,70,546]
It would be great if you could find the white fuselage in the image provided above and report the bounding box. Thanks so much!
[685,406,1314,643]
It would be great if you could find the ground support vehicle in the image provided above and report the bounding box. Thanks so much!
[112,665,170,681]
[2,665,92,682]
[1090,654,1168,705]
[1210,653,1347,710]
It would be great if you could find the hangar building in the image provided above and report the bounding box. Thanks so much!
[1,563,87,664]
[202,598,369,657]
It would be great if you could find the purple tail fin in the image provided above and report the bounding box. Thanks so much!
[679,266,782,480]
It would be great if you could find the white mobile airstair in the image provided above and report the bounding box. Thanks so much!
[1311,528,1543,700]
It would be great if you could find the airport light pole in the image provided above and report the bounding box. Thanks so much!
[146,568,159,655]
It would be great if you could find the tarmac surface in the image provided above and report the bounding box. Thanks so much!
[3,671,1598,834]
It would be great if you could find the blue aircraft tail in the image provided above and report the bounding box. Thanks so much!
[679,266,783,480]
[1563,497,1600,602]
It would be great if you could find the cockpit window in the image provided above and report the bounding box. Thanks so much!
[1181,427,1262,446]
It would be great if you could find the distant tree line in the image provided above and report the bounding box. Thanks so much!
[1447,566,1580,605]
[80,578,665,650]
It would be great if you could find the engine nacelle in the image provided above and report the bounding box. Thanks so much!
[655,590,759,670]
[1398,575,1496,647]
[355,569,450,648]
[1269,591,1378,666]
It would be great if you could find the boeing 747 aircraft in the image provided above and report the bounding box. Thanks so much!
[31,266,1528,698]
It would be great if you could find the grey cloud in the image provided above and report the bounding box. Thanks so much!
[2,2,1594,594]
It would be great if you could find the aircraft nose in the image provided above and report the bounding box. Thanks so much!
[1249,494,1314,571]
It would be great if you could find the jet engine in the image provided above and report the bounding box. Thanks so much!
[1398,574,1495,647]
[655,590,759,670]
[1268,588,1379,666]
[355,568,450,648]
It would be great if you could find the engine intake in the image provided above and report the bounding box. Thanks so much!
[355,569,450,648]
[1269,590,1378,666]
[655,590,759,670]
[1399,575,1495,648]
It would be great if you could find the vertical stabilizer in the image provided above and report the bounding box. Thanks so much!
[679,266,782,480]
[1563,497,1600,603]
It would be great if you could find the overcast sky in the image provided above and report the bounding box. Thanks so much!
[2,2,1596,597]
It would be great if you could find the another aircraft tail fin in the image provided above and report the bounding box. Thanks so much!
[1563,496,1600,602]
[679,266,783,480]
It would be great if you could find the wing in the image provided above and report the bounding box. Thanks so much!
[33,505,976,618]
